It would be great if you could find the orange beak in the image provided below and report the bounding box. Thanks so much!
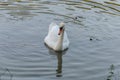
[58,28,63,35]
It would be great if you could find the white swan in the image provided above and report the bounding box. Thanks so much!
[44,22,69,51]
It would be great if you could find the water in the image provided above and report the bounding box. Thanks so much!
[0,0,120,80]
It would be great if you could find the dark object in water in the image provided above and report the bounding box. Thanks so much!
[89,36,100,41]
[74,16,84,20]
[90,38,93,41]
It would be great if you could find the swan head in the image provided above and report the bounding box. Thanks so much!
[58,22,65,35]
[59,22,65,28]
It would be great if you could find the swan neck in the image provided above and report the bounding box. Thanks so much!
[54,30,64,51]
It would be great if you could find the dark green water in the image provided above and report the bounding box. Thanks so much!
[0,0,120,80]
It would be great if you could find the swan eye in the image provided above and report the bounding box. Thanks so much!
[60,27,63,30]
[58,27,63,35]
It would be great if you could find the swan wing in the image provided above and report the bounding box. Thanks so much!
[45,23,59,48]
[63,32,69,49]
[48,22,57,33]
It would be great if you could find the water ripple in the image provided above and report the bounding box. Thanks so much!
[0,0,120,80]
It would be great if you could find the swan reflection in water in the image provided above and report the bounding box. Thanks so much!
[49,49,67,77]
[45,44,68,77]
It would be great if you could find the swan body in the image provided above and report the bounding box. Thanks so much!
[44,22,69,51]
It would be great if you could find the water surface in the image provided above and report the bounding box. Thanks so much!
[0,0,120,80]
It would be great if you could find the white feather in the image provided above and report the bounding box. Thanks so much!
[44,22,69,51]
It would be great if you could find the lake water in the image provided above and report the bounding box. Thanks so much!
[0,0,120,80]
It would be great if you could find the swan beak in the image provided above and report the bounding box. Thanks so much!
[58,27,63,35]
